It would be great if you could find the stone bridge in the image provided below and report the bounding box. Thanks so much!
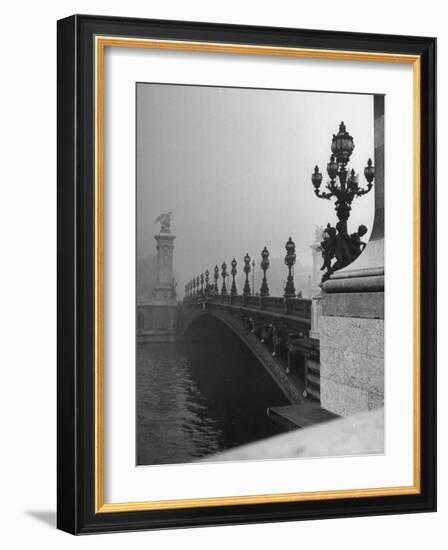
[180,294,320,406]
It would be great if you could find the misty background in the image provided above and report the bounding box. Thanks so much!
[136,83,375,301]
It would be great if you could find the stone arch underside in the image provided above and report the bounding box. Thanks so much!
[181,307,305,405]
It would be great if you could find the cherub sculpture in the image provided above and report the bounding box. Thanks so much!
[155,211,173,233]
[349,224,368,257]
[320,224,337,278]
[320,222,368,284]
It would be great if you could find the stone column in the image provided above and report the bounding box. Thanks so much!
[152,233,176,305]
[137,230,178,343]
[319,96,385,417]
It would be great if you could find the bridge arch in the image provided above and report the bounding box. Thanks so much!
[180,305,305,404]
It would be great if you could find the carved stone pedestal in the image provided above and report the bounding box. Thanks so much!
[152,234,176,305]
[137,231,178,343]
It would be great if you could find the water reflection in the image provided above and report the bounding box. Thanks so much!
[136,319,288,465]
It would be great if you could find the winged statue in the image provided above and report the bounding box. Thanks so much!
[155,211,173,233]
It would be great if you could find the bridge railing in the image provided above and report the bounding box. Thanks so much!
[262,296,285,312]
[244,296,261,309]
[183,290,311,319]
[231,295,244,306]
[286,298,312,317]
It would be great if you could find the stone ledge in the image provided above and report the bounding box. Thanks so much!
[202,408,384,461]
[323,274,384,294]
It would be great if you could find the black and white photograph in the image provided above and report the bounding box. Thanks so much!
[136,83,384,466]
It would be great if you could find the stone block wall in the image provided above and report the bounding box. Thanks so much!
[320,314,384,416]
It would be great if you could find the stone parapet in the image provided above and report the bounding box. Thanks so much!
[203,408,384,461]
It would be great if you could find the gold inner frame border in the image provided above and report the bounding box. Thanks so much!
[94,35,421,514]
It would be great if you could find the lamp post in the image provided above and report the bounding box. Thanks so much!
[230,258,238,296]
[243,253,251,297]
[221,262,228,295]
[260,246,270,297]
[284,237,296,298]
[251,259,255,296]
[213,265,219,293]
[311,121,375,233]
[205,269,210,295]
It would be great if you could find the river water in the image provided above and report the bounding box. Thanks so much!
[136,321,288,465]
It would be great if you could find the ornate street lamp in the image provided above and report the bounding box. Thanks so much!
[213,265,219,293]
[243,253,251,297]
[284,237,296,298]
[221,262,228,295]
[311,121,375,233]
[205,269,210,294]
[251,259,256,296]
[260,246,270,297]
[230,258,238,296]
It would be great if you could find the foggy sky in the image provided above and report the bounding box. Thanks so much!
[136,83,375,295]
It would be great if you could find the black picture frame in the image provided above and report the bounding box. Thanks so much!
[57,14,436,534]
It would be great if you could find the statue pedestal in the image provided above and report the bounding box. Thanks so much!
[152,233,176,305]
[137,303,178,343]
[137,232,178,343]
